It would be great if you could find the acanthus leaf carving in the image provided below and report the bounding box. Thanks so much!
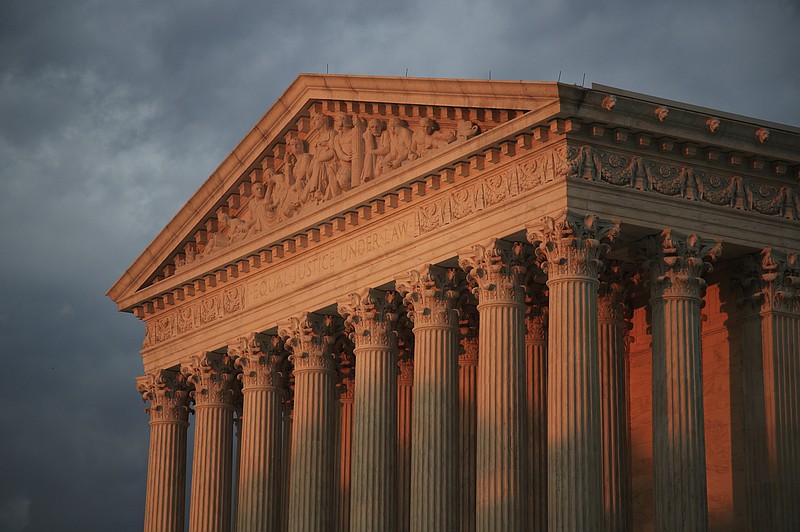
[526,211,619,280]
[337,288,401,349]
[642,229,722,300]
[395,264,461,327]
[458,239,527,304]
[182,352,237,406]
[228,332,289,391]
[137,369,193,423]
[278,312,339,372]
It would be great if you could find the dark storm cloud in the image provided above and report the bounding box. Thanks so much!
[0,0,797,530]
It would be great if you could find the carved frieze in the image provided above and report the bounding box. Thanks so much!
[567,145,800,221]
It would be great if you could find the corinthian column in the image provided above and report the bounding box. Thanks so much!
[335,368,354,532]
[280,312,339,532]
[338,289,400,532]
[525,289,548,532]
[228,333,288,532]
[736,248,800,531]
[597,265,633,532]
[459,240,528,531]
[644,229,722,532]
[397,346,414,532]
[184,353,237,532]
[458,308,479,532]
[137,370,192,532]
[527,212,620,531]
[396,265,459,532]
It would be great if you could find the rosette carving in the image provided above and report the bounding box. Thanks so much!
[337,288,401,349]
[458,239,527,304]
[182,352,237,406]
[228,332,289,391]
[137,369,193,423]
[643,229,722,300]
[526,211,620,280]
[279,312,339,372]
[395,265,460,327]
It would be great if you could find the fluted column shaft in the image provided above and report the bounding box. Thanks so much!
[137,371,191,532]
[736,249,800,531]
[460,240,528,531]
[646,230,721,532]
[526,303,548,532]
[397,266,459,532]
[597,274,632,532]
[339,289,399,532]
[528,213,619,532]
[185,354,237,532]
[282,313,338,532]
[397,359,414,532]
[229,334,287,532]
[280,405,293,532]
[336,378,354,532]
[458,327,479,532]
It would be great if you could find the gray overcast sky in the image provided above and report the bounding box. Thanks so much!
[0,0,797,530]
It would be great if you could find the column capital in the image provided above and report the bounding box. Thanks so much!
[525,287,549,345]
[137,369,192,424]
[526,211,620,280]
[733,248,800,316]
[228,332,289,392]
[182,352,237,407]
[338,288,401,349]
[279,312,339,373]
[458,238,526,305]
[643,229,722,300]
[395,264,460,327]
[597,262,636,323]
[458,304,479,365]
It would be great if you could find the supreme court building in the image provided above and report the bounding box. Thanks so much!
[108,75,800,532]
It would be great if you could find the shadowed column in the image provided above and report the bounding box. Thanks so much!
[397,347,414,532]
[597,265,633,532]
[644,229,721,532]
[458,307,479,532]
[525,289,548,532]
[335,367,354,532]
[460,239,528,531]
[339,288,400,532]
[735,248,800,531]
[228,333,288,532]
[280,313,339,532]
[184,353,237,532]
[528,212,620,532]
[137,370,192,532]
[396,265,459,532]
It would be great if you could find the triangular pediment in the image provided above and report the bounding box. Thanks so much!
[107,74,565,311]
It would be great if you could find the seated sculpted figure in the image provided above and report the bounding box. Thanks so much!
[247,181,277,235]
[410,117,455,160]
[382,117,412,171]
[361,118,390,182]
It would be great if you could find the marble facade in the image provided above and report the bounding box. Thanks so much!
[111,75,800,531]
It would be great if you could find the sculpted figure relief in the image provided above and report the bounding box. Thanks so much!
[188,110,484,268]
